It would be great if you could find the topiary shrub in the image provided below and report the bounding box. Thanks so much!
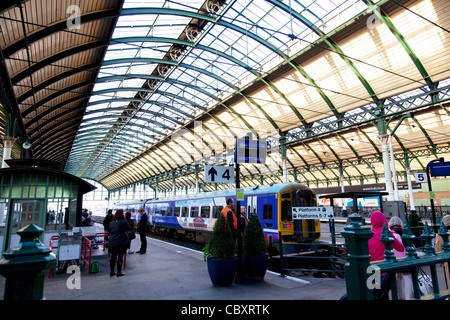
[203,214,236,261]
[243,212,267,255]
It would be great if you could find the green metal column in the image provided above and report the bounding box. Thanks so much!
[341,214,374,300]
[280,132,288,183]
[376,109,394,200]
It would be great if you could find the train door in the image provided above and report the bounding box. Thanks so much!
[279,191,294,242]
[247,196,257,215]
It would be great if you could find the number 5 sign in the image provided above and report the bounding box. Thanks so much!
[414,172,427,183]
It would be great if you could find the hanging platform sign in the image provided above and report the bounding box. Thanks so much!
[204,165,234,183]
[234,137,267,164]
[414,172,427,183]
[429,161,450,177]
[292,207,334,220]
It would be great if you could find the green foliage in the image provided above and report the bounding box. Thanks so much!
[243,212,267,255]
[203,214,236,261]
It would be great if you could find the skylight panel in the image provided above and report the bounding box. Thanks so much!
[128,63,155,75]
[122,0,166,9]
[100,66,130,77]
[113,26,151,38]
[121,78,147,89]
[104,48,139,61]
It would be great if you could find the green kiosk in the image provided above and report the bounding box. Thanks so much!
[0,159,95,255]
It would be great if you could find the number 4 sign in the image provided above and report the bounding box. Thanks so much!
[204,166,235,183]
[414,172,427,183]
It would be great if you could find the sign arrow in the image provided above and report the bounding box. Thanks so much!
[208,166,218,182]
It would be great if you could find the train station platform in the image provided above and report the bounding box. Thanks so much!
[40,236,346,301]
[0,231,346,305]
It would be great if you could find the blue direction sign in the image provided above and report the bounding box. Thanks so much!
[429,161,450,177]
[234,137,267,164]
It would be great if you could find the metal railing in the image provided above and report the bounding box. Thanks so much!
[342,214,450,300]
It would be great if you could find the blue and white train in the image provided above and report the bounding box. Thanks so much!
[112,183,321,254]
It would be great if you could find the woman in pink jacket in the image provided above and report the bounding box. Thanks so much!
[368,211,405,262]
[368,211,405,299]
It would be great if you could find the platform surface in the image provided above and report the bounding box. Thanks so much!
[0,233,346,303]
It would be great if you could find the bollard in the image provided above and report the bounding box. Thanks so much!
[380,224,396,263]
[0,224,56,300]
[438,220,450,253]
[341,213,374,300]
[401,222,418,259]
[421,222,436,256]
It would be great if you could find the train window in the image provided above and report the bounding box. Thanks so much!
[190,206,199,217]
[181,207,189,217]
[161,207,166,216]
[212,206,223,218]
[201,206,210,218]
[281,193,290,199]
[174,207,180,217]
[167,207,173,216]
[263,205,272,220]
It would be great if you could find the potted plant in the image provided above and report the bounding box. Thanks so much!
[243,212,268,281]
[203,214,237,286]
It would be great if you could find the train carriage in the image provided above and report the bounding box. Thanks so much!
[112,183,320,254]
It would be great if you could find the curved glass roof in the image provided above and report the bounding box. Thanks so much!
[66,0,383,181]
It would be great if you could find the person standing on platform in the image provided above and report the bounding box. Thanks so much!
[240,206,248,237]
[108,209,132,277]
[125,211,135,254]
[221,198,237,241]
[435,214,450,289]
[389,216,413,300]
[368,211,405,299]
[103,209,114,248]
[136,208,148,254]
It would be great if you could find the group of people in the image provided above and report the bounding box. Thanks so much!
[220,198,248,241]
[103,208,148,277]
[81,209,95,226]
[368,210,450,300]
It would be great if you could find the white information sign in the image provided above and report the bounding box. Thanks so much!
[292,207,334,220]
[204,165,235,183]
[414,172,427,183]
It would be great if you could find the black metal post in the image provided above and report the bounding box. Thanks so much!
[235,162,245,283]
[426,158,444,233]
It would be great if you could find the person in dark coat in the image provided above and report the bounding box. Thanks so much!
[103,209,114,248]
[136,207,148,254]
[125,211,135,254]
[108,209,132,276]
[103,209,114,231]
